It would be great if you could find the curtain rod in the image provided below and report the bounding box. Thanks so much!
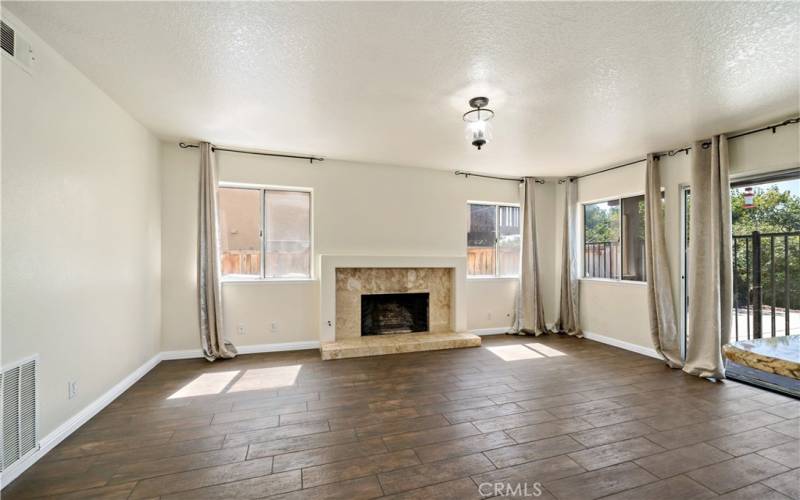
[454,170,545,184]
[179,142,324,164]
[558,116,800,183]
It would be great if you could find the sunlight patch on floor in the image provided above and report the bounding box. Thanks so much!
[229,365,302,392]
[526,343,567,357]
[487,345,545,361]
[167,364,304,399]
[168,370,240,399]
[486,342,569,361]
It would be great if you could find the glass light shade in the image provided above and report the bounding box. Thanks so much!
[467,121,491,150]
[463,107,494,150]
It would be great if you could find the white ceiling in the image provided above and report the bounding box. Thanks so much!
[7,2,799,176]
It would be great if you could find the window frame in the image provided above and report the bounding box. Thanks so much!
[219,182,314,282]
[579,190,650,285]
[466,200,522,279]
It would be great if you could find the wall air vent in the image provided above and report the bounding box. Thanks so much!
[0,18,35,73]
[1,21,14,56]
[1,356,39,473]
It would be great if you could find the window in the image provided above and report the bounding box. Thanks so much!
[218,186,311,279]
[582,194,650,282]
[468,203,521,277]
[621,195,646,281]
[583,199,620,279]
[219,188,262,277]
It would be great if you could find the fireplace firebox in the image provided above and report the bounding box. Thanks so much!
[361,292,429,336]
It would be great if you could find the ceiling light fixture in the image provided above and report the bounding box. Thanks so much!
[463,97,494,150]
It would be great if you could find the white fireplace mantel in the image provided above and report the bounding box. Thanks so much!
[318,255,467,343]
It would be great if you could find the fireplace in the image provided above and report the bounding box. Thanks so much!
[361,292,429,336]
[328,264,459,341]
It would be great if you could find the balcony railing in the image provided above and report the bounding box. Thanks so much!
[732,231,800,340]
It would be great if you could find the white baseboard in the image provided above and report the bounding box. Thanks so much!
[1,339,321,490]
[160,348,204,360]
[582,331,661,360]
[0,352,162,488]
[237,341,320,354]
[470,322,556,337]
[161,341,321,360]
[470,327,511,336]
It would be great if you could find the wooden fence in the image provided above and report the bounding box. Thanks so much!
[468,247,520,276]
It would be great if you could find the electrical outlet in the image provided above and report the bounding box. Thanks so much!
[67,381,77,399]
[237,323,246,336]
[271,321,279,333]
[487,312,492,320]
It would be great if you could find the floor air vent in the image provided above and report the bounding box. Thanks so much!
[1,356,39,472]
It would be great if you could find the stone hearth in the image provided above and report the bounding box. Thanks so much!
[318,255,476,359]
[320,331,481,360]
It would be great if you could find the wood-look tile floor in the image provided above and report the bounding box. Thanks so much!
[6,335,799,499]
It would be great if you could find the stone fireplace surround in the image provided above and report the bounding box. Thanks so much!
[336,268,450,339]
[319,255,467,343]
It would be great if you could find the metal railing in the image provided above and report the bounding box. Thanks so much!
[732,231,800,340]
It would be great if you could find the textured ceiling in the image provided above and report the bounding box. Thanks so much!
[6,1,799,176]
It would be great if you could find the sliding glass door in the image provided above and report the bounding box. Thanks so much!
[681,170,800,348]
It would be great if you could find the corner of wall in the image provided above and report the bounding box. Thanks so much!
[1,8,165,465]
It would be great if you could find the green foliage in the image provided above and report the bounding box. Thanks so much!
[732,186,800,235]
[584,202,619,243]
[730,185,800,313]
[586,184,800,314]
[638,199,646,240]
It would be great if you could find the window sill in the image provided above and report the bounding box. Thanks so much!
[222,278,317,285]
[579,277,647,287]
[467,276,520,281]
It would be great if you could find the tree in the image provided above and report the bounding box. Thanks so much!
[730,185,800,314]
[731,186,800,235]
[584,202,619,243]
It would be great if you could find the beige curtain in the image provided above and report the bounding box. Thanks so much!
[513,177,547,335]
[554,179,581,336]
[684,136,732,379]
[198,142,237,361]
[645,154,682,368]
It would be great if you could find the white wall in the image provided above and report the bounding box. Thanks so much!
[569,122,799,349]
[161,144,559,351]
[466,279,517,331]
[1,11,162,437]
